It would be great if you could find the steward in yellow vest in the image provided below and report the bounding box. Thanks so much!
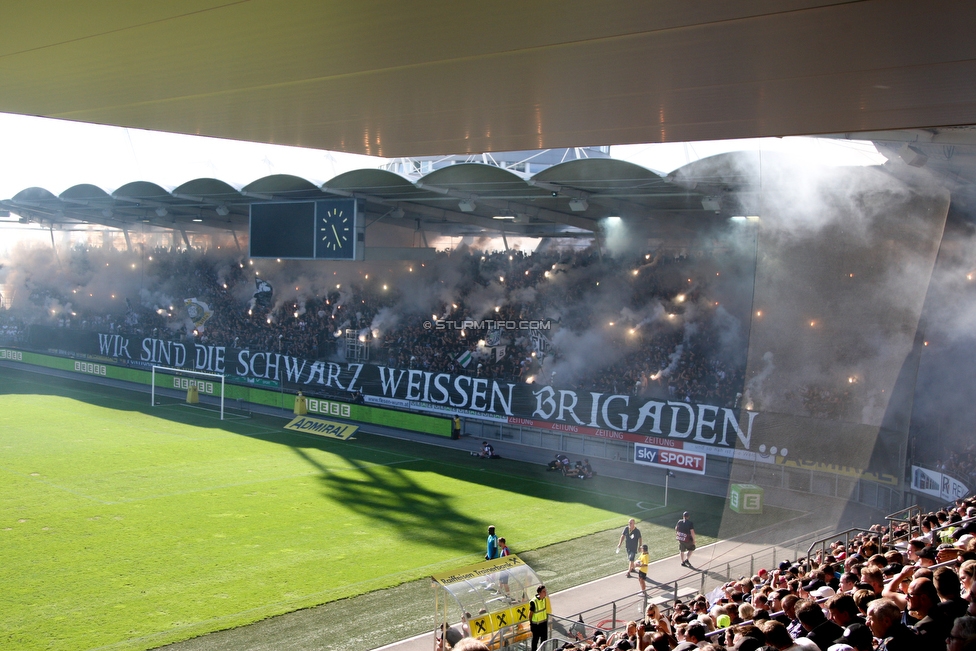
[529,585,550,651]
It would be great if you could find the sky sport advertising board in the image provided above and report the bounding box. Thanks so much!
[634,442,706,475]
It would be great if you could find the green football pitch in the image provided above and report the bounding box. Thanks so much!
[0,367,772,651]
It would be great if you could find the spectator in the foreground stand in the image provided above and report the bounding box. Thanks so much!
[948,615,976,651]
[859,567,884,595]
[934,565,968,621]
[960,560,976,600]
[904,577,948,651]
[831,622,874,651]
[757,619,814,650]
[795,598,843,651]
[782,594,803,639]
[839,571,859,594]
[826,594,863,629]
[865,598,918,650]
[674,622,706,650]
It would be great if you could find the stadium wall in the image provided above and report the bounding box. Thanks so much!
[0,347,452,438]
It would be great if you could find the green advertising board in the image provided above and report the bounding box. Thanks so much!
[0,348,452,438]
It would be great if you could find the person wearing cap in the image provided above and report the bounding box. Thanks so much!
[676,511,697,568]
[812,586,835,601]
[529,585,550,651]
[917,546,937,567]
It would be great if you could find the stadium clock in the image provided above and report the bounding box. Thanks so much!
[315,199,357,260]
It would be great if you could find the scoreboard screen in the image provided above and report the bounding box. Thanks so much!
[249,202,315,259]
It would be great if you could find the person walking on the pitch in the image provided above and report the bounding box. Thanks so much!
[616,518,642,577]
[486,525,499,560]
[676,511,696,567]
[529,585,550,651]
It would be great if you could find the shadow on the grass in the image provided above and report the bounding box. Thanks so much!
[0,366,801,549]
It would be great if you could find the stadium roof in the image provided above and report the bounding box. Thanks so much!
[11,126,976,241]
[0,2,974,157]
[0,157,729,239]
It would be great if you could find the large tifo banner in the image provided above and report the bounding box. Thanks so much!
[30,327,905,481]
[911,466,969,502]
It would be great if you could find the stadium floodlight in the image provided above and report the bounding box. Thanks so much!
[215,205,230,216]
[568,198,588,211]
[458,199,476,212]
[155,207,168,217]
[151,365,226,420]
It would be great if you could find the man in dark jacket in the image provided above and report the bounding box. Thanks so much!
[907,577,953,651]
[866,598,918,651]
[795,599,843,650]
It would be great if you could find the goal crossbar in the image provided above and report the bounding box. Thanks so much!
[151,365,226,420]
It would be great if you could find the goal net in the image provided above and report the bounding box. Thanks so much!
[151,365,228,420]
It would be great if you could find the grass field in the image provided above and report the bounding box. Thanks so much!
[0,367,793,651]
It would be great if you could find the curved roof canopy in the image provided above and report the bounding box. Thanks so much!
[2,157,730,239]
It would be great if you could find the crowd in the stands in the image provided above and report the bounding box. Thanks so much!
[555,498,976,651]
[936,451,976,493]
[5,244,749,408]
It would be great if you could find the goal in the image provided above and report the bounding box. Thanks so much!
[151,365,226,420]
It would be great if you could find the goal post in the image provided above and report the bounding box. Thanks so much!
[151,365,226,420]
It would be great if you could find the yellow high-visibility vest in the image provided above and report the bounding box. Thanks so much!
[530,596,549,623]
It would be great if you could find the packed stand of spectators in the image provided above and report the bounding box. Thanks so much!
[9,243,749,408]
[556,497,976,651]
[935,450,976,493]
[377,247,747,407]
[0,312,26,345]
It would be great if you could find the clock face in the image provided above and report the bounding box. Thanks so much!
[319,207,352,254]
[314,199,357,259]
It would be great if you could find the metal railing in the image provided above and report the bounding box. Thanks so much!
[886,504,921,545]
[805,527,875,566]
[550,527,838,640]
